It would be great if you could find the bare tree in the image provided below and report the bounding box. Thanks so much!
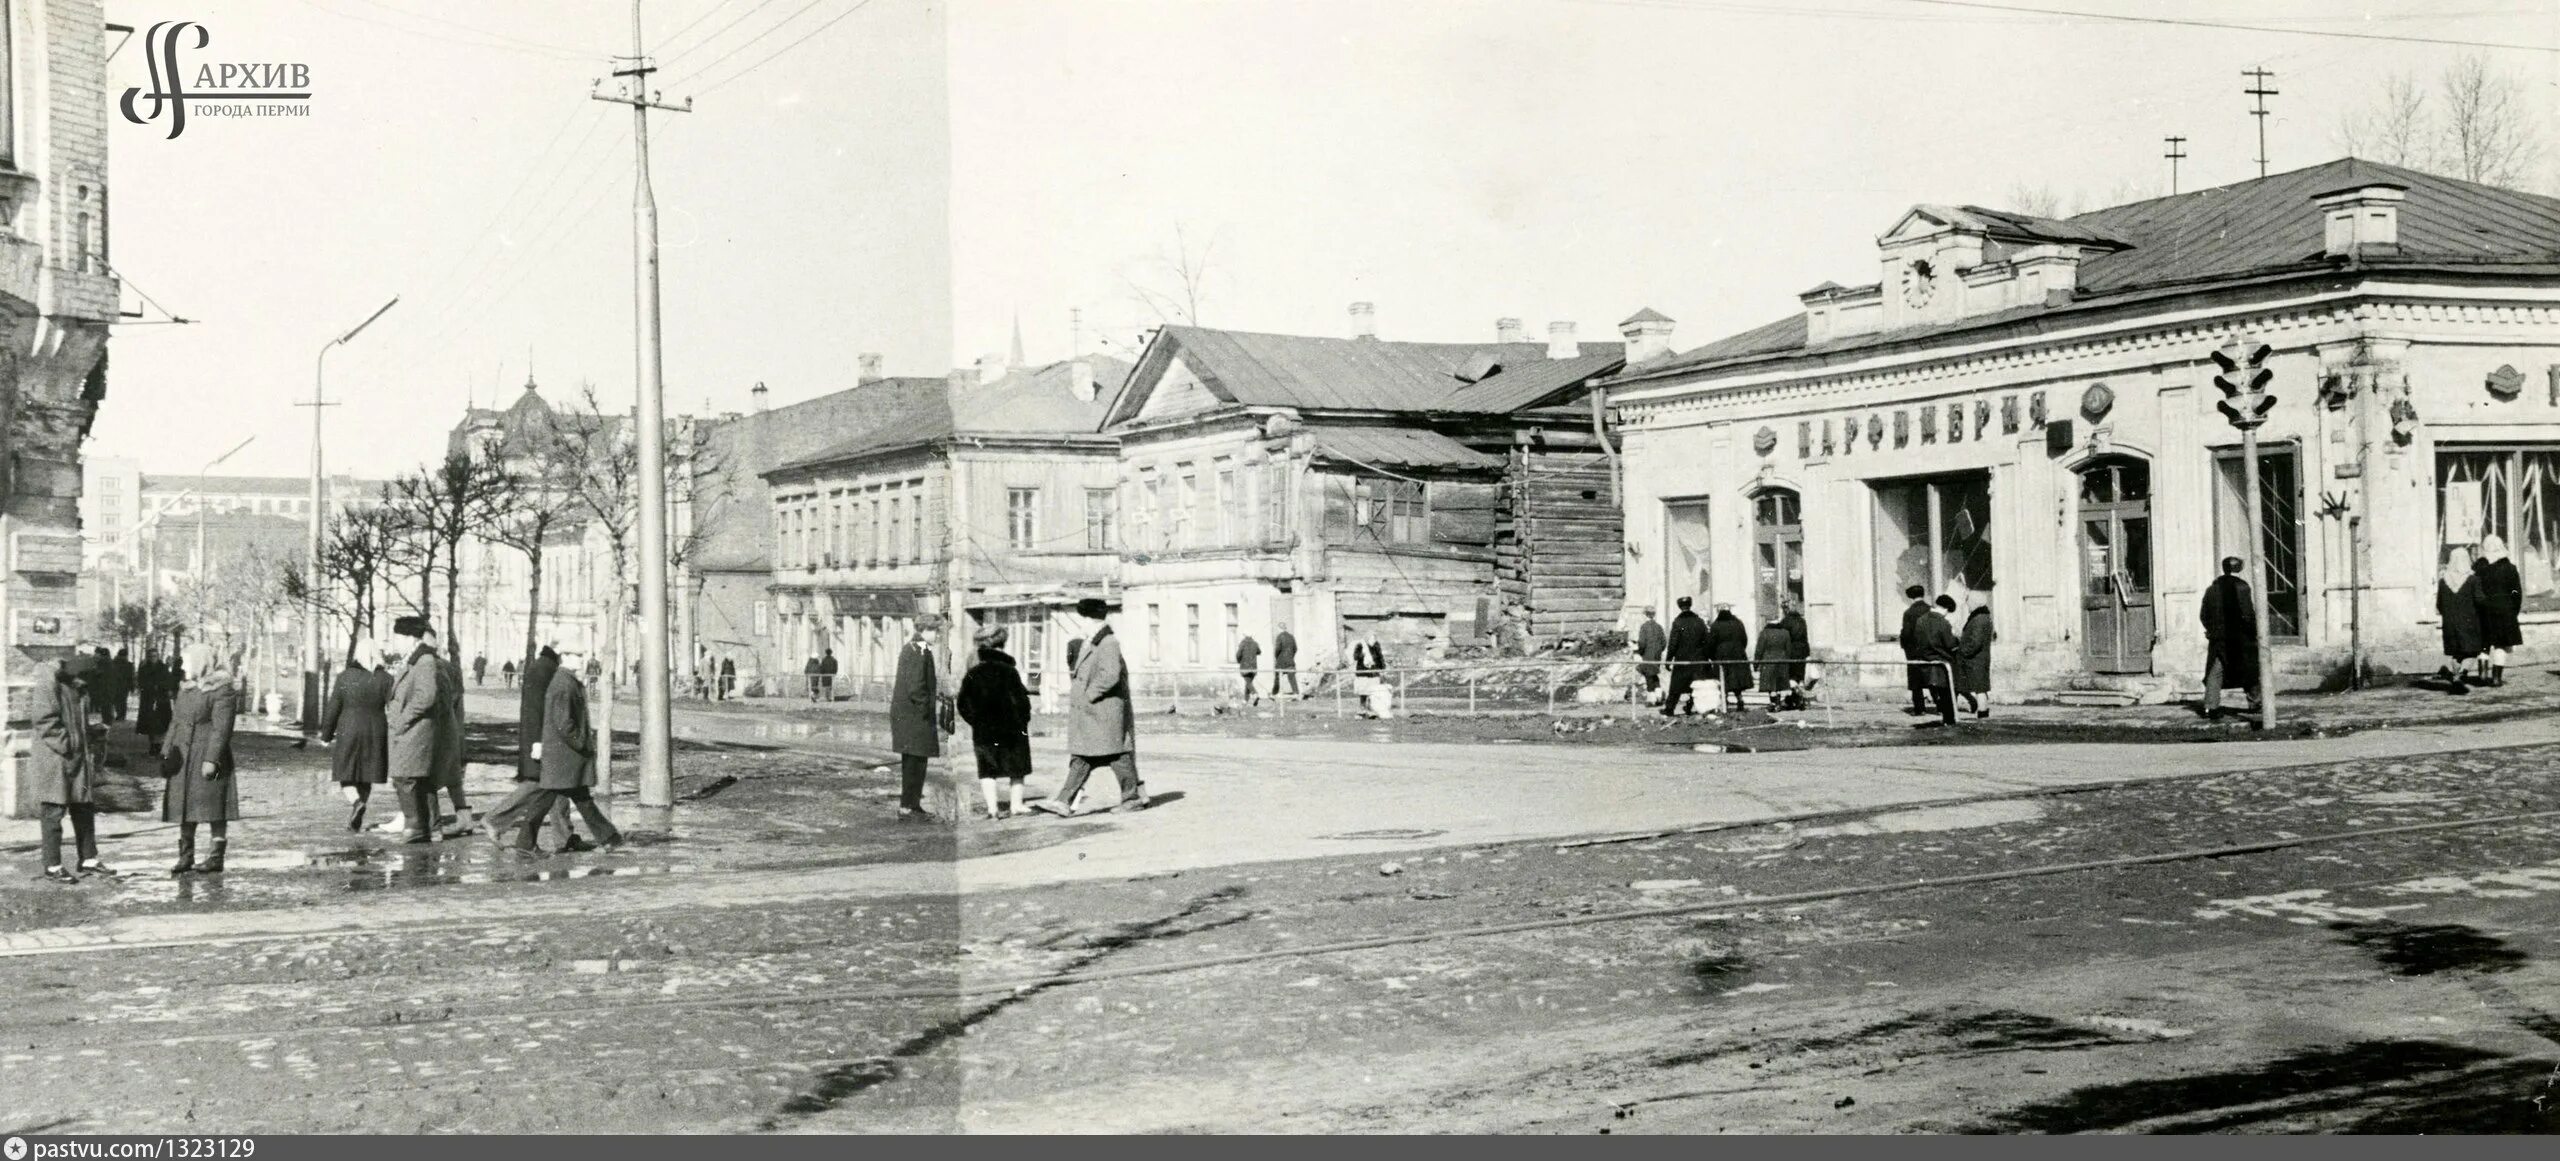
[2006,182,2073,219]
[286,498,401,663]
[386,454,510,643]
[1122,224,1223,329]
[2337,71,2432,167]
[478,450,579,667]
[2336,54,2549,189]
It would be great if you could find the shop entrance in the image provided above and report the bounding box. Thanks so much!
[2077,457,2155,673]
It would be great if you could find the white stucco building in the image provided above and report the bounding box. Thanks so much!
[1607,159,2560,699]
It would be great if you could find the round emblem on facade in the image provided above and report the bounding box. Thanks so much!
[2080,382,2114,422]
[1753,426,1778,457]
[2487,364,2525,401]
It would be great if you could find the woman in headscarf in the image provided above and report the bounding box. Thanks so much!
[2436,547,2485,692]
[2472,534,2525,687]
[163,642,242,875]
[321,641,393,828]
[1953,598,1997,719]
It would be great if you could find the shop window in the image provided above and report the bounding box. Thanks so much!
[1662,498,1712,609]
[2437,446,2560,613]
[2212,444,2306,639]
[1870,472,1994,639]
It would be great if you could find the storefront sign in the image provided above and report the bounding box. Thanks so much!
[8,533,81,576]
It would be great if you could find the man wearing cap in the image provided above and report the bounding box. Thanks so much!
[889,617,948,821]
[1661,597,1712,717]
[1040,597,1147,816]
[385,615,449,844]
[32,651,108,883]
[519,645,624,853]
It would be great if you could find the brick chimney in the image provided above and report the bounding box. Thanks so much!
[856,353,884,384]
[1349,301,1377,341]
[1618,308,1675,367]
[1547,321,1579,360]
[1496,317,1526,343]
[2314,179,2409,258]
[750,381,768,413]
[1069,358,1098,401]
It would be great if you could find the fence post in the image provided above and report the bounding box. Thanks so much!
[1334,672,1345,719]
[1546,668,1557,716]
[1468,673,1476,715]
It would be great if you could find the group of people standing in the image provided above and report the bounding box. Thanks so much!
[1638,596,1816,716]
[1898,587,1997,726]
[30,641,241,883]
[897,598,1149,822]
[2434,535,2527,692]
[320,618,623,854]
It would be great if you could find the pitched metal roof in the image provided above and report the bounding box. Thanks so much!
[771,356,1129,475]
[691,376,949,571]
[1647,158,2560,380]
[1117,326,1625,423]
[1306,425,1503,474]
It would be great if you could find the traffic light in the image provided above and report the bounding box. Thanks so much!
[2212,341,2277,430]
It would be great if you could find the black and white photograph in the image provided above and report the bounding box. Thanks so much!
[3,0,2560,1137]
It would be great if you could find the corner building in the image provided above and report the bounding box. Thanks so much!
[1608,160,2560,698]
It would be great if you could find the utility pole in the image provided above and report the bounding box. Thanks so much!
[2164,135,2188,194]
[2213,340,2280,730]
[595,0,691,809]
[2243,68,2277,179]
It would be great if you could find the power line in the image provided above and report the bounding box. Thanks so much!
[654,0,748,53]
[688,0,883,94]
[1887,0,2560,53]
[338,0,604,59]
[659,0,783,66]
[284,0,599,61]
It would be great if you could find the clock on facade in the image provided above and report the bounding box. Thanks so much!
[1901,258,1936,308]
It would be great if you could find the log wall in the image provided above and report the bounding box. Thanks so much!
[1497,448,1627,643]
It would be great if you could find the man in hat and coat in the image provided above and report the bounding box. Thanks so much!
[488,646,580,849]
[1898,586,1958,727]
[889,618,948,821]
[2200,556,2261,719]
[1040,598,1147,816]
[1634,608,1667,702]
[385,615,450,843]
[32,652,107,882]
[516,646,623,853]
[1661,597,1712,717]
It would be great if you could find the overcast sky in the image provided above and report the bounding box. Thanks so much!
[94,1,2555,481]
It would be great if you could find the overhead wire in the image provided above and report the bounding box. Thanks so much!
[682,0,883,95]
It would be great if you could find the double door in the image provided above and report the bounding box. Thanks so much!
[2078,459,2155,674]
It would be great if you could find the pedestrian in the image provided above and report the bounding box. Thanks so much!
[425,628,474,837]
[1662,596,1711,717]
[2199,556,2261,719]
[486,646,580,852]
[1898,586,1957,727]
[820,648,841,701]
[719,656,736,701]
[2473,534,2524,688]
[1779,598,1812,707]
[163,643,241,874]
[888,618,946,822]
[1708,602,1752,711]
[1349,628,1390,718]
[501,658,517,688]
[804,654,823,701]
[472,653,487,687]
[106,647,134,725]
[1270,626,1299,699]
[1634,608,1667,703]
[136,648,172,749]
[1235,633,1261,703]
[320,646,392,831]
[958,624,1033,820]
[385,615,449,844]
[1039,598,1147,817]
[1954,598,1995,719]
[32,652,107,883]
[1753,609,1796,712]
[516,647,624,855]
[1897,585,1935,717]
[2435,548,2486,693]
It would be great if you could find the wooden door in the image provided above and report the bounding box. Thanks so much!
[2078,459,2156,674]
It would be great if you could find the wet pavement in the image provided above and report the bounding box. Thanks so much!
[2,690,2556,1132]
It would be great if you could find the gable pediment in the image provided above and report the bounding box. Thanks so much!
[1880,206,1959,247]
[1130,353,1231,424]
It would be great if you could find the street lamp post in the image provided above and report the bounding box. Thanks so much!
[302,297,400,741]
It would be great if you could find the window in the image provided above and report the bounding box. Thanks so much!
[2437,446,2560,613]
[867,496,883,563]
[1142,474,1166,549]
[888,496,904,563]
[1184,603,1201,663]
[753,601,771,636]
[1085,488,1116,551]
[1146,604,1162,661]
[2213,445,2305,639]
[1008,487,1040,550]
[1263,461,1289,544]
[1870,473,1994,638]
[1173,467,1198,547]
[1322,474,1430,545]
[1224,602,1241,659]
[1214,460,1237,545]
[911,486,926,561]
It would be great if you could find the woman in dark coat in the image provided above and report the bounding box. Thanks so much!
[321,654,392,829]
[1953,601,1996,718]
[1706,604,1752,708]
[2472,535,2525,686]
[135,650,172,748]
[1752,614,1795,711]
[956,626,1034,820]
[2436,551,2486,690]
[163,643,241,875]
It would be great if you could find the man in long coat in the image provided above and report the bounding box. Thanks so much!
[1634,609,1667,701]
[1662,597,1712,717]
[427,629,473,836]
[2200,556,2261,718]
[1898,587,1958,726]
[321,650,392,831]
[1707,603,1753,709]
[1235,633,1261,704]
[1270,627,1298,699]
[889,618,945,821]
[386,615,449,844]
[1897,585,1935,715]
[136,650,172,748]
[487,646,578,851]
[517,647,623,853]
[32,653,103,882]
[1041,598,1146,816]
[107,648,134,724]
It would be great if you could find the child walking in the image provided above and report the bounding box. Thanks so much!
[957,625,1034,819]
